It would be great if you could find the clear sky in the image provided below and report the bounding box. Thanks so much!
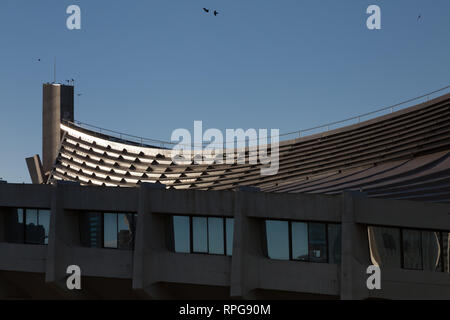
[0,0,449,183]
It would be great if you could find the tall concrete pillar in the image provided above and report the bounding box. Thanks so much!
[42,83,74,176]
[340,191,371,300]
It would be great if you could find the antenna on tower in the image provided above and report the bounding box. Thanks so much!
[53,57,56,83]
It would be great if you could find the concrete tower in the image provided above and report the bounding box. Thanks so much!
[42,83,74,176]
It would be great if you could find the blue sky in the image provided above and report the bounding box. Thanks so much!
[0,0,449,183]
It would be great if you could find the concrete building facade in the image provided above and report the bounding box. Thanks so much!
[1,84,450,299]
[0,182,449,299]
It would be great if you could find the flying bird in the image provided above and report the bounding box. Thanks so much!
[203,8,209,13]
[37,58,41,62]
[77,93,82,96]
[214,10,219,16]
[417,14,421,21]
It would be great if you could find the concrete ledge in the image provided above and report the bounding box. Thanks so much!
[71,247,133,279]
[370,268,450,300]
[0,243,47,273]
[0,184,52,208]
[355,197,450,230]
[156,252,231,287]
[258,259,340,296]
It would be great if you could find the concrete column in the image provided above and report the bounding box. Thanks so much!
[340,191,371,300]
[230,190,261,299]
[42,84,74,176]
[132,183,150,296]
[45,182,94,299]
[132,183,168,299]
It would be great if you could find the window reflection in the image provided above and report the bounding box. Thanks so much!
[226,218,234,256]
[80,212,102,248]
[369,226,449,273]
[208,217,224,255]
[193,217,208,253]
[172,216,234,256]
[104,213,118,248]
[328,224,342,264]
[402,229,422,270]
[79,212,136,250]
[308,223,327,263]
[266,220,290,260]
[25,209,49,245]
[38,210,50,245]
[291,222,308,261]
[173,216,190,253]
[421,231,440,271]
[368,226,401,268]
[118,214,136,250]
[265,220,340,264]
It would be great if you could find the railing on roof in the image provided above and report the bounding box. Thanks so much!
[64,86,450,149]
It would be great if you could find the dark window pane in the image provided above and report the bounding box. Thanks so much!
[38,210,50,245]
[291,222,308,261]
[442,232,450,273]
[6,208,24,243]
[328,224,341,264]
[26,209,44,244]
[80,212,102,248]
[104,213,118,248]
[193,217,208,253]
[118,213,136,250]
[403,229,422,270]
[266,220,289,260]
[226,218,234,256]
[208,218,224,254]
[421,231,441,272]
[173,216,190,253]
[368,226,401,268]
[308,223,327,263]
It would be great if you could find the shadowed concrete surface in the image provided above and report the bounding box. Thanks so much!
[0,183,449,300]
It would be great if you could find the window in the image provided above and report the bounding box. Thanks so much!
[79,212,137,250]
[172,216,234,256]
[104,213,118,248]
[208,217,225,255]
[226,218,234,256]
[291,222,308,261]
[192,217,208,253]
[265,220,341,264]
[5,208,50,245]
[368,226,449,273]
[328,224,342,264]
[308,223,327,263]
[173,216,190,253]
[368,226,401,268]
[402,229,422,270]
[266,220,290,260]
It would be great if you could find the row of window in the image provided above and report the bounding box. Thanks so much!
[5,208,447,273]
[172,216,234,256]
[368,226,450,273]
[265,220,341,264]
[5,208,50,245]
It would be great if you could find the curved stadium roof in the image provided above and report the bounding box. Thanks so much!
[49,92,450,203]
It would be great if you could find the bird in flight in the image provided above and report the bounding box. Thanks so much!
[77,93,82,97]
[417,14,421,21]
[37,58,41,62]
[203,8,209,13]
[214,10,219,16]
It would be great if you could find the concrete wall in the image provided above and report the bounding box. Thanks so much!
[0,182,449,299]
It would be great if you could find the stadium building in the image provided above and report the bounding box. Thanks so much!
[0,83,449,299]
